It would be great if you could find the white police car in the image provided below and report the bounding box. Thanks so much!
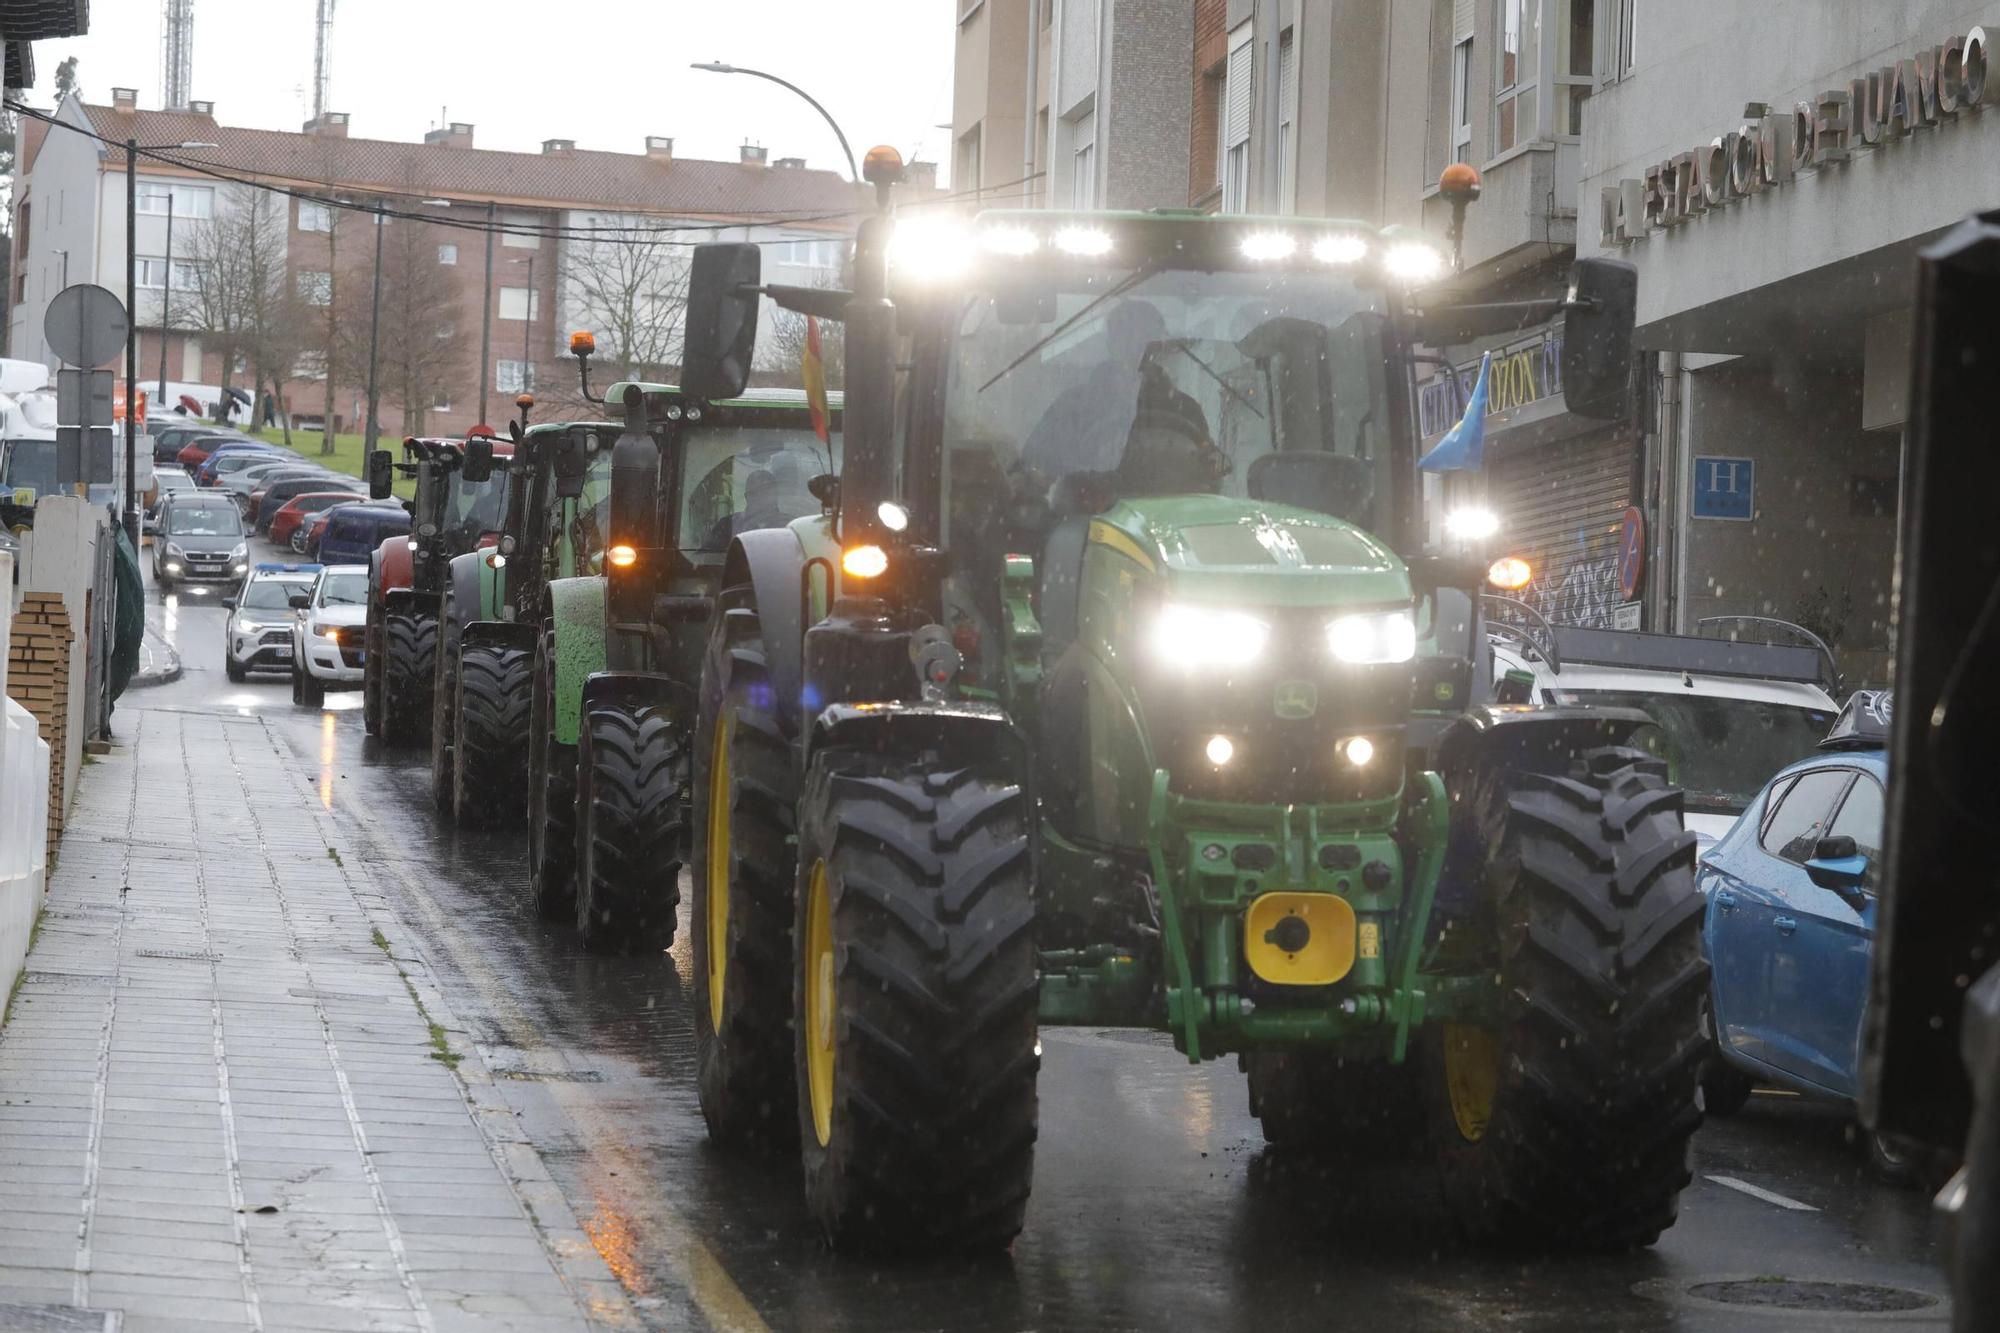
[222,563,321,683]
[289,564,370,706]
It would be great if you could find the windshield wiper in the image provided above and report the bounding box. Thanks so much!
[978,264,1161,395]
[1165,341,1263,417]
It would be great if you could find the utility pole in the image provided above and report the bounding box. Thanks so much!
[123,137,140,549]
[363,206,384,451]
[478,200,494,424]
[156,193,173,404]
[521,253,533,391]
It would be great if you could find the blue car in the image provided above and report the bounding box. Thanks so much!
[315,501,409,567]
[1697,692,1912,1170]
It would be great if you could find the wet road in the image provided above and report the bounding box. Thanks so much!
[121,532,1955,1331]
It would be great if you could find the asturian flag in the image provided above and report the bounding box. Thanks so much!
[1419,351,1492,474]
[803,315,830,445]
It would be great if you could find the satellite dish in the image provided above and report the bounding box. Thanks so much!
[44,284,129,368]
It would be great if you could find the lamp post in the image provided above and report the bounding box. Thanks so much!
[156,194,173,406]
[688,62,860,182]
[510,254,534,396]
[124,136,215,549]
[481,201,495,425]
[363,204,385,452]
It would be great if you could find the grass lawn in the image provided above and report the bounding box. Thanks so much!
[240,428,416,500]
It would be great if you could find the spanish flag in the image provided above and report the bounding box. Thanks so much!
[803,315,830,445]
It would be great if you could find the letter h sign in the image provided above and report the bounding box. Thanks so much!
[1692,455,1755,520]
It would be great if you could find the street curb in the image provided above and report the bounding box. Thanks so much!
[127,635,182,688]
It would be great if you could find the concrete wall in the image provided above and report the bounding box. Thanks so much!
[1102,0,1195,209]
[1679,361,1899,684]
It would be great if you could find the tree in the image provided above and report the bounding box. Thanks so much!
[53,57,80,102]
[333,210,466,437]
[173,183,298,430]
[556,216,691,407]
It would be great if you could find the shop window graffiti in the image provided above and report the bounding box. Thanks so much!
[1523,528,1623,629]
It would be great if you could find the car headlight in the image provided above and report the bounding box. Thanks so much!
[1151,603,1270,669]
[1325,610,1417,665]
[165,543,185,558]
[310,621,337,641]
[229,544,247,560]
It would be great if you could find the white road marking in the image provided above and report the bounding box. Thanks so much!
[1706,1174,1821,1212]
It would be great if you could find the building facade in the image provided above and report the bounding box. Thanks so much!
[8,90,869,438]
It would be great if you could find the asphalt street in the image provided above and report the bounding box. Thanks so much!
[121,534,1956,1332]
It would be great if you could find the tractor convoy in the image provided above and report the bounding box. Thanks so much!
[360,151,1712,1260]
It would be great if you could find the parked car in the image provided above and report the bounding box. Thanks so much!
[224,465,340,514]
[315,501,410,568]
[195,444,292,487]
[268,490,365,546]
[179,435,274,472]
[143,467,197,534]
[152,494,248,588]
[242,467,350,519]
[1697,691,1912,1174]
[222,562,321,682]
[152,421,248,464]
[289,563,370,705]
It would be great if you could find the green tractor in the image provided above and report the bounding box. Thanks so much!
[361,433,508,745]
[432,409,614,832]
[683,154,1706,1255]
[530,376,841,952]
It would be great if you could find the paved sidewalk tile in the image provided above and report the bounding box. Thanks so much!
[0,712,638,1330]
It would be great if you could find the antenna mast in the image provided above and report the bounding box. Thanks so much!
[161,0,194,110]
[312,0,336,121]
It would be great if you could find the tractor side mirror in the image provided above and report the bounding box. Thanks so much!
[608,387,661,553]
[683,243,762,402]
[808,473,840,510]
[366,448,394,500]
[554,428,597,499]
[462,436,495,485]
[1561,258,1637,420]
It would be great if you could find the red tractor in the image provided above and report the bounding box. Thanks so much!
[362,431,511,744]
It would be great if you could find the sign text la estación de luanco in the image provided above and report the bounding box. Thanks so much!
[1601,25,1992,245]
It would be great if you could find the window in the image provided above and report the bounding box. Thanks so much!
[294,351,327,380]
[437,243,458,265]
[137,257,201,289]
[1494,0,1540,154]
[296,270,332,306]
[1221,23,1253,212]
[1827,775,1885,862]
[1450,37,1474,164]
[500,212,541,249]
[1278,26,1296,210]
[776,239,840,268]
[135,182,214,218]
[1070,110,1096,209]
[1558,0,1595,136]
[956,124,982,193]
[1615,0,1639,75]
[298,201,333,232]
[496,360,534,394]
[1759,769,1854,865]
[499,286,539,321]
[431,389,451,412]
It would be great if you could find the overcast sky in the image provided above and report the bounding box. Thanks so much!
[28,0,958,184]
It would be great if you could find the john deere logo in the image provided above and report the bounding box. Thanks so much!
[1274,681,1317,719]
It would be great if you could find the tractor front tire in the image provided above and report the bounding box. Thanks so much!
[575,702,686,954]
[528,631,577,921]
[454,643,531,830]
[1246,1051,1424,1158]
[792,753,1039,1256]
[381,611,437,746]
[692,601,800,1153]
[1426,745,1706,1251]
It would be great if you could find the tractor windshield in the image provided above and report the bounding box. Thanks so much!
[444,468,509,545]
[941,266,1398,540]
[683,423,842,558]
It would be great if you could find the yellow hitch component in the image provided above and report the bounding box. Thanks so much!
[1243,892,1357,987]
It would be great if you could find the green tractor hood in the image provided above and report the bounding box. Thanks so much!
[1100,494,1411,607]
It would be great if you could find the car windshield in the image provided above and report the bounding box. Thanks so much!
[684,421,842,556]
[1,438,59,501]
[166,506,243,536]
[318,572,368,605]
[1552,689,1837,814]
[242,579,307,610]
[940,266,1398,542]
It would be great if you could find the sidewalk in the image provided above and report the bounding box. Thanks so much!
[0,710,636,1332]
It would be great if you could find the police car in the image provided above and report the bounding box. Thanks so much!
[223,563,321,682]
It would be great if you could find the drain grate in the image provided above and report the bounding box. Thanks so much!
[1671,1278,1939,1314]
[134,948,219,961]
[492,1068,604,1083]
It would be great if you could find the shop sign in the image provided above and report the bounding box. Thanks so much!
[1419,328,1563,439]
[1693,456,1755,520]
[1601,25,1992,246]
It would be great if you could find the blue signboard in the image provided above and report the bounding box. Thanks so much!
[1692,455,1754,521]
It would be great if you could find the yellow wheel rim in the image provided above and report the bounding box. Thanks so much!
[704,713,734,1029]
[804,858,836,1149]
[1443,1023,1499,1143]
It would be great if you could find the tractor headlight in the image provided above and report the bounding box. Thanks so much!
[1325,610,1417,665]
[1151,603,1270,669]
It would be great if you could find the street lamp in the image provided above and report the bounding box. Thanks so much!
[363,204,385,453]
[124,136,215,548]
[689,61,860,183]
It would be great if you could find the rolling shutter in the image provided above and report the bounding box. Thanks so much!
[1489,428,1638,628]
[1224,34,1253,150]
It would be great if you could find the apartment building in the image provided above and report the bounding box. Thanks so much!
[9,90,868,437]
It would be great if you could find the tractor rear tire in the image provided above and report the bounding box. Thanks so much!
[575,702,686,954]
[692,601,800,1152]
[792,753,1039,1256]
[1426,745,1706,1251]
[528,631,577,921]
[382,611,436,746]
[1246,1051,1425,1158]
[454,643,530,830]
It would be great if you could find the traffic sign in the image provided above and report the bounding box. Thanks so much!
[1618,505,1646,600]
[43,283,129,368]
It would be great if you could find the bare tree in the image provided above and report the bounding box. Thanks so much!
[559,217,691,389]
[334,210,466,437]
[173,182,295,429]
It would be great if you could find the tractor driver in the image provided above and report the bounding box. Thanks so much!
[1019,299,1206,480]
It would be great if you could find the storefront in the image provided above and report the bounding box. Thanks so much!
[1418,322,1642,631]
